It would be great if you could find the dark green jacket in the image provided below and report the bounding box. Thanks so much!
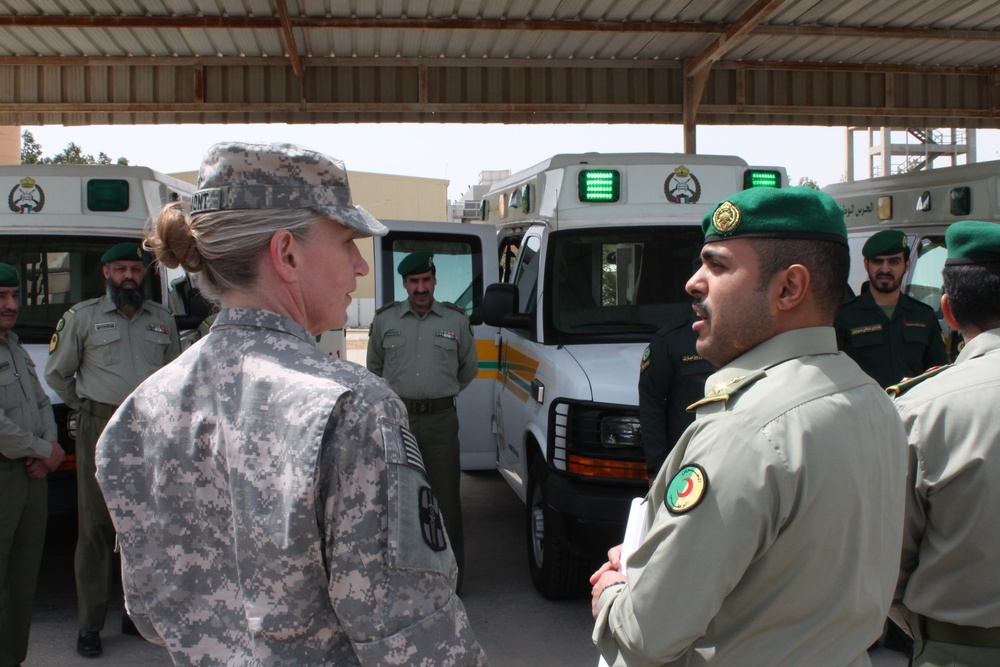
[638,315,714,477]
[834,290,948,388]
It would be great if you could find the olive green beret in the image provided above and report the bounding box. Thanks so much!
[0,262,18,287]
[703,186,847,246]
[397,251,435,277]
[862,229,909,259]
[101,242,145,264]
[945,220,1000,265]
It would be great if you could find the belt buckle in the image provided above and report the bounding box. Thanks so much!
[414,400,429,415]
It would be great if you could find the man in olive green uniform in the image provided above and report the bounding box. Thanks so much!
[591,187,906,665]
[45,242,180,657]
[835,229,948,387]
[367,252,477,589]
[638,312,714,480]
[0,262,65,667]
[889,221,1000,667]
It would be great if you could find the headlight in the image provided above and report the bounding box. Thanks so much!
[600,415,641,448]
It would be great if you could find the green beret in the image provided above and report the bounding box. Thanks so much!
[0,263,18,287]
[945,220,1000,265]
[101,242,145,264]
[862,230,909,259]
[703,186,847,246]
[397,251,435,277]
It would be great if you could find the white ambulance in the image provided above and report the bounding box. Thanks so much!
[0,164,198,511]
[824,159,1000,353]
[375,153,788,598]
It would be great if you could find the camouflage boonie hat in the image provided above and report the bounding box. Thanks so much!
[190,142,387,237]
[703,186,848,246]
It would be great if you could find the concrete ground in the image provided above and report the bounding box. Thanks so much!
[23,331,908,666]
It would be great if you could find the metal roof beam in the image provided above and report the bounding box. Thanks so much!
[1,14,998,44]
[275,0,302,77]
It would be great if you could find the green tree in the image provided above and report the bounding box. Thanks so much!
[795,176,820,190]
[20,130,129,165]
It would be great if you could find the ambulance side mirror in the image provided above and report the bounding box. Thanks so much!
[483,283,534,331]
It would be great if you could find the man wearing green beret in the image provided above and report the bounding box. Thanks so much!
[591,187,906,665]
[888,220,1000,667]
[0,262,66,667]
[367,251,477,590]
[44,241,180,656]
[835,229,948,387]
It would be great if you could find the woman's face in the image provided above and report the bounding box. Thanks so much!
[299,216,369,334]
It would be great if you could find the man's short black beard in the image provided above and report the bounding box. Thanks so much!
[108,278,145,311]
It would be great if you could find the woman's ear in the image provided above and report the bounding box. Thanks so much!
[268,230,301,283]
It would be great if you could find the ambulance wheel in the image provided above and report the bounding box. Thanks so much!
[526,458,591,599]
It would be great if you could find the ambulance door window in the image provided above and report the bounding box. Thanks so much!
[512,234,541,317]
[906,236,946,313]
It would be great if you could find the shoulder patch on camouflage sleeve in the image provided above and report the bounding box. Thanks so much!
[399,426,427,475]
[687,370,766,411]
[886,365,951,397]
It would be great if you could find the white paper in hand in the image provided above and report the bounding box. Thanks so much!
[598,497,648,667]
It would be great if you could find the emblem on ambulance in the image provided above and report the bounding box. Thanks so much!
[664,166,702,204]
[8,177,45,214]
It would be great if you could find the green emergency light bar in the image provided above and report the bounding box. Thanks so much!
[743,169,782,189]
[87,179,130,212]
[579,169,620,203]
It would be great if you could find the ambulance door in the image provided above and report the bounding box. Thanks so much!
[372,220,500,470]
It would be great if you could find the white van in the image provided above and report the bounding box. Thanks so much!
[0,164,199,511]
[375,153,788,598]
[824,159,1000,354]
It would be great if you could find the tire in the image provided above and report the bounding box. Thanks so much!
[525,458,592,599]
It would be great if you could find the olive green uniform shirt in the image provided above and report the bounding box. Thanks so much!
[0,330,57,459]
[594,328,907,666]
[367,299,476,400]
[44,294,180,409]
[892,328,1000,629]
[835,289,948,388]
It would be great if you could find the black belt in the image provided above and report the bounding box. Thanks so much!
[401,397,454,415]
[923,617,1000,648]
[82,400,120,420]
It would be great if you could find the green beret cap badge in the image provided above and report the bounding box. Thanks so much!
[712,201,742,234]
[862,229,908,259]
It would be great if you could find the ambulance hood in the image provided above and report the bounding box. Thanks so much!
[564,342,646,406]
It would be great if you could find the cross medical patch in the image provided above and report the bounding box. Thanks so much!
[419,487,448,552]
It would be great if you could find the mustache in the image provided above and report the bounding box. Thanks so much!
[0,309,16,317]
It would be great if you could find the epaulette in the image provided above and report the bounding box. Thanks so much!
[374,301,399,315]
[687,370,766,411]
[69,297,102,313]
[886,365,951,397]
[443,301,467,315]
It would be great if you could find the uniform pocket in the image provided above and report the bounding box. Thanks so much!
[91,327,123,365]
[142,329,173,364]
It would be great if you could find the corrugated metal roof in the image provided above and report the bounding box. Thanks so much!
[0,0,997,128]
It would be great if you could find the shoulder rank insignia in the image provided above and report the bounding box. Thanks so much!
[686,370,766,411]
[886,365,951,397]
[443,301,467,315]
[374,301,399,315]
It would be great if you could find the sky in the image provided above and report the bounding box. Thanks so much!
[22,123,1000,203]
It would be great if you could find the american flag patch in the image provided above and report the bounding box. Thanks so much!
[400,427,426,474]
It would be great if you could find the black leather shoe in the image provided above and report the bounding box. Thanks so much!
[77,630,102,657]
[122,613,140,636]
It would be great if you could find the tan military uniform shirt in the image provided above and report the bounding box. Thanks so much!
[45,294,180,409]
[892,328,1000,628]
[594,327,907,666]
[0,331,57,460]
[367,299,476,400]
